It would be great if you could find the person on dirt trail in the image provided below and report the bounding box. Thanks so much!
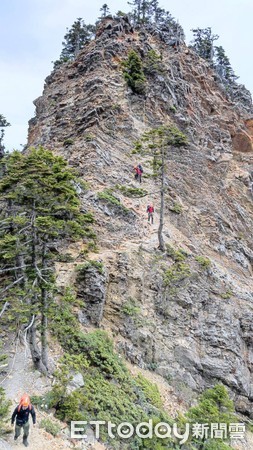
[11,393,36,447]
[133,164,143,183]
[147,204,154,224]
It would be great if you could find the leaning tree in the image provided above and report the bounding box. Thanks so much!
[136,125,187,251]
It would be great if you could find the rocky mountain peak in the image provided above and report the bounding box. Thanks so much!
[26,12,253,421]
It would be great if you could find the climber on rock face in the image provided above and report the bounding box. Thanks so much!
[147,204,154,224]
[11,394,36,447]
[133,164,143,183]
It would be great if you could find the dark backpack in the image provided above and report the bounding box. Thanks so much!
[138,164,143,174]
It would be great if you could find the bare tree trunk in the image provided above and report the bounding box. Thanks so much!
[41,288,48,370]
[158,145,165,251]
[40,243,48,369]
[28,200,48,374]
[28,318,48,374]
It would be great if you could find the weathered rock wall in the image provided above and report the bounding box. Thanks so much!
[28,18,253,416]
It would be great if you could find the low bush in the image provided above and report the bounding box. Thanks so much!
[39,418,61,437]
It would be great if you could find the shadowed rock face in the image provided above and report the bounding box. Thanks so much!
[76,264,108,326]
[232,130,253,153]
[28,18,253,416]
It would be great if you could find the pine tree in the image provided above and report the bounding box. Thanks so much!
[214,46,238,84]
[138,125,187,251]
[122,50,146,94]
[53,18,95,68]
[128,0,151,24]
[191,27,219,62]
[0,114,10,158]
[149,0,159,19]
[0,148,95,373]
[100,3,110,17]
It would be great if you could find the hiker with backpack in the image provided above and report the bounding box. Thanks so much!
[133,164,143,183]
[11,394,36,447]
[147,204,154,224]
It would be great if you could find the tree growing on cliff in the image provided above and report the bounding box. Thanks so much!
[214,46,238,84]
[127,0,185,41]
[100,3,110,17]
[137,125,187,251]
[128,0,150,23]
[191,27,219,62]
[122,50,146,94]
[0,148,95,373]
[53,18,95,68]
[0,114,10,158]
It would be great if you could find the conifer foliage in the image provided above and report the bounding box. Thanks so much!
[191,27,219,62]
[127,0,184,39]
[53,18,95,68]
[0,114,10,158]
[100,3,110,17]
[191,28,239,89]
[0,148,94,373]
[122,50,146,94]
[214,45,238,84]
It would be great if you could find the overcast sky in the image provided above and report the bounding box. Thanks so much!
[0,0,252,151]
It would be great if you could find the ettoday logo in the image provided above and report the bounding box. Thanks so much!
[71,420,245,443]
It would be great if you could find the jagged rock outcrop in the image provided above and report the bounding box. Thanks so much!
[27,17,253,417]
[76,263,108,325]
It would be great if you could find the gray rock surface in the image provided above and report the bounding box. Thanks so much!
[27,16,253,418]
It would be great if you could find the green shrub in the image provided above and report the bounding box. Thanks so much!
[220,290,233,299]
[0,388,11,435]
[146,362,158,372]
[135,374,163,409]
[50,367,174,448]
[166,244,188,262]
[76,259,104,275]
[195,255,211,269]
[186,384,236,449]
[169,202,183,214]
[163,263,191,287]
[39,418,61,437]
[144,49,164,75]
[98,189,129,213]
[122,50,146,95]
[116,185,148,198]
[169,105,177,113]
[203,441,234,450]
[80,331,127,379]
[98,189,120,206]
[49,291,178,449]
[55,252,75,262]
[132,140,143,154]
[51,296,127,380]
[0,353,7,365]
[63,138,74,147]
[84,134,95,142]
[122,298,141,316]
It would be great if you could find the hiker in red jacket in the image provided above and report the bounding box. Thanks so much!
[147,204,154,224]
[133,165,143,183]
[11,394,36,447]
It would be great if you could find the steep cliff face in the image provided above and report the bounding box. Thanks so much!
[28,17,253,416]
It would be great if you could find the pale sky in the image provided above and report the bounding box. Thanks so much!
[0,0,252,151]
